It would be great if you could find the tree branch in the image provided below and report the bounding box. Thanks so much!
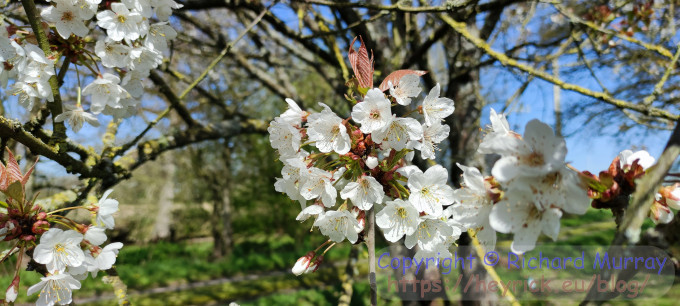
[439,14,679,121]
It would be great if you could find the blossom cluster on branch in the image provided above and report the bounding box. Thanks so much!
[268,37,680,276]
[0,149,123,305]
[4,0,181,131]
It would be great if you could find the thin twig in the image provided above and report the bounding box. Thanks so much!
[439,14,679,121]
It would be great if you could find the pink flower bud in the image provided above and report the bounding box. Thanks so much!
[32,220,49,235]
[291,251,315,276]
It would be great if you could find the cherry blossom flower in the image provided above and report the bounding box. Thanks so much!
[307,103,351,155]
[372,115,423,151]
[388,74,421,106]
[491,119,566,183]
[27,273,81,306]
[90,242,124,271]
[82,73,130,114]
[421,83,454,126]
[478,108,525,155]
[280,98,305,127]
[408,165,455,216]
[95,40,131,68]
[54,104,100,132]
[404,216,453,250]
[72,0,100,19]
[96,3,144,41]
[151,0,183,21]
[295,203,324,221]
[340,175,384,210]
[83,226,107,246]
[299,167,337,207]
[351,88,392,133]
[123,0,153,18]
[618,149,655,170]
[504,168,590,215]
[144,22,177,53]
[651,194,674,224]
[128,46,163,73]
[121,70,148,99]
[418,122,449,160]
[314,210,362,243]
[41,4,90,39]
[661,185,680,209]
[268,118,302,158]
[450,163,496,250]
[275,152,309,208]
[33,228,85,273]
[376,199,420,242]
[489,193,563,254]
[94,189,119,229]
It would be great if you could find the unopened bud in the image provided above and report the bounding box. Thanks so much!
[32,220,49,235]
[5,275,19,302]
[292,251,315,276]
[306,255,323,273]
[36,212,47,220]
[356,210,366,230]
[366,156,378,169]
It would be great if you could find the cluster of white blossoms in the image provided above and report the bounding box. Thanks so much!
[2,0,181,132]
[274,42,673,276]
[25,190,122,306]
[456,110,591,254]
[270,73,465,274]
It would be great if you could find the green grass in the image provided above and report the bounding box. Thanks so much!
[3,207,678,305]
[0,234,356,304]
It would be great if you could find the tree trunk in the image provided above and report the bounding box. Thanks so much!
[152,152,175,241]
[211,144,234,259]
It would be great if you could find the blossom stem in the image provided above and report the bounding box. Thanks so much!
[322,242,336,255]
[0,243,18,264]
[46,206,85,215]
[313,239,332,252]
[49,217,78,229]
[13,246,24,276]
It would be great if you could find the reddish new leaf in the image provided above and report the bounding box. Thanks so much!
[378,69,428,92]
[21,156,38,186]
[348,36,374,89]
[4,149,22,185]
[0,163,7,191]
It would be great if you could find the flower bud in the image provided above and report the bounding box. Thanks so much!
[31,220,49,235]
[356,210,366,230]
[5,275,19,303]
[292,251,315,276]
[36,212,47,220]
[306,255,323,273]
[366,156,378,169]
